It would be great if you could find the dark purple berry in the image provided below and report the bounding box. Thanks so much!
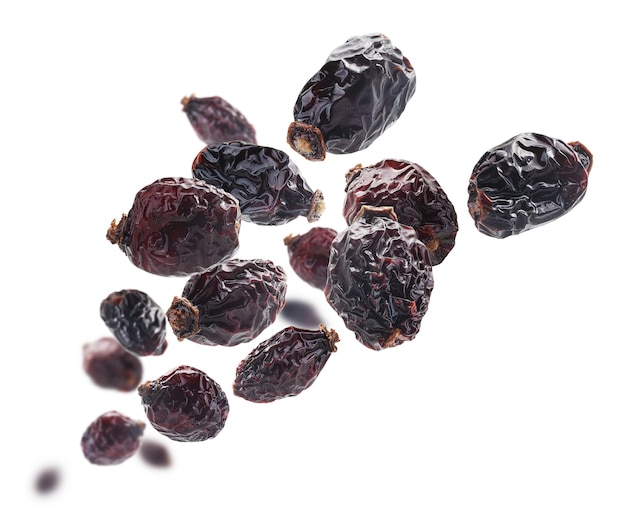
[100,289,168,357]
[34,467,60,494]
[139,439,172,468]
[284,227,337,289]
[279,299,325,329]
[138,365,229,442]
[81,411,145,466]
[82,337,143,392]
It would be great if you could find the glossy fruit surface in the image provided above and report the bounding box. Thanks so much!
[107,177,240,276]
[192,141,324,225]
[138,365,229,442]
[325,206,434,350]
[167,258,287,346]
[81,411,145,465]
[284,227,337,289]
[233,325,339,402]
[467,132,592,238]
[82,337,143,392]
[343,159,458,265]
[100,289,168,357]
[287,33,415,160]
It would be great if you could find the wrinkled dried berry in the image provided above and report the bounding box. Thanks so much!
[167,258,287,346]
[192,141,325,225]
[233,325,339,403]
[139,439,171,468]
[279,299,325,329]
[325,206,434,350]
[100,289,168,357]
[287,33,415,161]
[81,411,145,465]
[82,337,143,392]
[181,94,257,145]
[468,132,593,238]
[344,159,458,265]
[138,365,229,442]
[107,177,240,277]
[284,227,337,289]
[34,467,61,494]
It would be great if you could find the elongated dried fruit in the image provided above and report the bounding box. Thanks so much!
[343,159,458,265]
[192,141,324,225]
[325,206,434,350]
[467,132,593,238]
[138,365,229,442]
[82,337,143,392]
[81,411,145,465]
[287,33,416,160]
[167,259,287,346]
[100,289,168,357]
[284,227,337,289]
[106,177,240,277]
[181,94,257,144]
[233,325,339,403]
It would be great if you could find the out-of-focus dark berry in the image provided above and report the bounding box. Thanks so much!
[100,289,168,357]
[82,337,143,392]
[325,206,434,350]
[81,411,145,466]
[138,365,229,443]
[284,227,337,290]
[106,177,241,277]
[139,439,171,468]
[167,259,287,346]
[34,467,60,494]
[192,141,325,225]
[181,94,257,145]
[343,159,458,265]
[279,299,325,329]
[233,325,339,403]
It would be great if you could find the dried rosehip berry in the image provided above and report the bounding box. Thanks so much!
[287,33,416,161]
[138,365,229,442]
[325,206,434,350]
[106,177,240,277]
[181,94,257,145]
[467,132,593,238]
[81,411,145,465]
[192,141,325,225]
[233,325,339,403]
[139,439,171,468]
[82,337,143,392]
[34,467,60,494]
[100,289,168,357]
[283,227,337,289]
[167,259,287,346]
[279,299,325,329]
[343,159,458,265]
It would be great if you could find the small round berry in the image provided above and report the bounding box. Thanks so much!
[81,411,145,466]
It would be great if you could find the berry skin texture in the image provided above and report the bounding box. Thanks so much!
[181,94,257,145]
[106,177,241,277]
[82,337,143,392]
[343,159,458,265]
[467,132,593,238]
[167,259,287,347]
[233,325,339,403]
[325,206,434,350]
[100,289,168,357]
[81,411,145,466]
[138,365,229,443]
[284,227,337,290]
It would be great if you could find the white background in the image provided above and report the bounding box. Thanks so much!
[2,1,625,523]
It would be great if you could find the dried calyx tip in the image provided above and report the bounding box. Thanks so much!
[344,164,364,188]
[180,94,196,111]
[353,205,398,223]
[283,233,300,247]
[106,215,125,245]
[307,190,325,222]
[319,324,340,351]
[166,296,200,341]
[287,121,326,161]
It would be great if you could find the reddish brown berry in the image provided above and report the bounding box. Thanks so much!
[284,227,337,290]
[181,94,257,145]
[138,365,229,442]
[167,259,287,346]
[100,289,168,357]
[81,411,145,465]
[106,177,241,277]
[234,325,339,403]
[82,337,143,392]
